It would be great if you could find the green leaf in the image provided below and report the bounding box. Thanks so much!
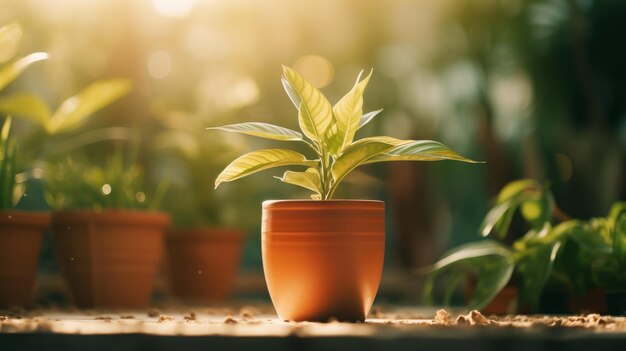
[215,149,318,188]
[358,109,383,129]
[331,136,406,187]
[0,52,48,92]
[282,66,333,145]
[424,240,515,310]
[515,239,562,308]
[610,203,626,263]
[207,122,303,141]
[365,140,481,164]
[281,78,301,109]
[480,179,548,238]
[331,69,372,154]
[0,93,50,127]
[275,168,321,194]
[46,79,132,134]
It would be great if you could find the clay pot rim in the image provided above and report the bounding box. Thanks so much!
[0,209,51,226]
[52,209,170,227]
[263,199,384,209]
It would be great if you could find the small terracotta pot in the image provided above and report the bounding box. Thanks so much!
[166,228,244,301]
[262,200,385,322]
[0,211,50,307]
[52,210,169,308]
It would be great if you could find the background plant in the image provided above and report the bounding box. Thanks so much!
[45,150,167,211]
[425,179,626,310]
[211,66,479,199]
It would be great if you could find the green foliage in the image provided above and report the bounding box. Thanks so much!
[424,241,515,310]
[0,118,24,209]
[45,152,167,211]
[426,177,626,311]
[480,179,554,238]
[210,66,481,199]
[0,79,132,135]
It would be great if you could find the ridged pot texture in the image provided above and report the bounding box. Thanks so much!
[262,200,385,322]
[53,210,169,308]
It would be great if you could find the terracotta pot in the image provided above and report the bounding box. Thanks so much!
[166,228,244,301]
[262,200,385,322]
[52,210,169,308]
[569,288,607,314]
[0,211,50,307]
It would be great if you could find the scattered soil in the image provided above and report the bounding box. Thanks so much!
[223,315,237,324]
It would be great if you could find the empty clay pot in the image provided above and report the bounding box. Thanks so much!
[166,228,244,301]
[52,210,169,308]
[0,211,50,307]
[262,200,385,322]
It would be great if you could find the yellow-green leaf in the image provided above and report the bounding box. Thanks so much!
[331,69,372,154]
[0,23,22,64]
[358,109,383,129]
[46,79,132,134]
[208,122,303,141]
[215,149,318,188]
[331,136,407,185]
[275,168,321,194]
[282,66,332,145]
[0,52,48,92]
[365,140,481,164]
[0,93,50,127]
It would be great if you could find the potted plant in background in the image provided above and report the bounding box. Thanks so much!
[46,151,169,308]
[425,179,625,315]
[0,23,51,307]
[150,110,256,302]
[209,66,480,321]
[0,118,51,307]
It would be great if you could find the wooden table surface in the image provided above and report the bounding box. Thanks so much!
[2,304,626,351]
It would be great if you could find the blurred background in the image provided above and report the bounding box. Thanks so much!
[1,0,624,305]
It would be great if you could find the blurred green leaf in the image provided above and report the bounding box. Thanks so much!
[515,236,562,307]
[46,79,132,134]
[609,203,626,263]
[215,148,318,188]
[0,117,20,209]
[0,93,50,127]
[330,69,372,154]
[0,52,48,92]
[282,66,332,146]
[424,240,514,310]
[0,23,22,64]
[207,122,303,141]
[480,179,550,238]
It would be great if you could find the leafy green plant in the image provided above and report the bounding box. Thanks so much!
[425,178,626,311]
[0,118,23,209]
[45,151,167,210]
[209,66,480,199]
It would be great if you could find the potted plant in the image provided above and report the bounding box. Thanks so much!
[0,118,51,307]
[209,66,479,321]
[0,23,51,307]
[151,112,255,302]
[46,151,169,308]
[425,179,624,314]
